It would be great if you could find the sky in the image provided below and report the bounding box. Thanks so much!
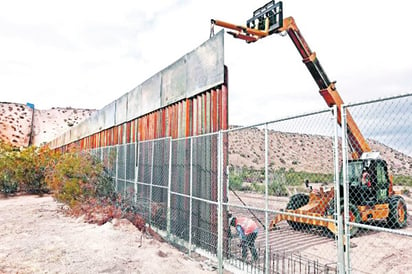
[1,0,412,126]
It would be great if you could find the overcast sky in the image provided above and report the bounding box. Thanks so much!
[1,0,411,125]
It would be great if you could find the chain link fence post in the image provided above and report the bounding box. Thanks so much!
[341,104,351,273]
[333,105,345,273]
[217,131,224,273]
[264,123,269,274]
[134,141,139,204]
[167,139,173,239]
[115,145,119,192]
[149,141,155,226]
[189,137,193,256]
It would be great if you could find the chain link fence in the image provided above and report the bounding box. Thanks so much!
[88,93,412,273]
[341,94,412,273]
[224,109,341,273]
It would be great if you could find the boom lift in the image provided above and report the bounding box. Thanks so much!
[212,0,407,236]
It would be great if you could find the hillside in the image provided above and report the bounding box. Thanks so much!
[0,102,95,147]
[1,102,411,176]
[228,127,412,176]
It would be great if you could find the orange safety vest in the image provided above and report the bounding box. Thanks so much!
[235,217,258,235]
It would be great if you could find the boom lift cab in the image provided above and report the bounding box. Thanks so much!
[212,0,408,236]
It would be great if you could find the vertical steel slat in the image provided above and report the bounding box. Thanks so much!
[186,99,191,137]
[53,79,230,255]
[211,89,218,132]
[113,126,118,145]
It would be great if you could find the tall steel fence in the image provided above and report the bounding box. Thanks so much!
[90,93,412,274]
[90,132,227,261]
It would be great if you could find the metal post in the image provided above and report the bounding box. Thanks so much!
[134,141,139,204]
[149,141,155,226]
[167,139,173,238]
[332,106,345,273]
[341,105,351,273]
[124,143,127,197]
[189,138,193,256]
[264,123,269,273]
[115,145,119,192]
[217,131,223,273]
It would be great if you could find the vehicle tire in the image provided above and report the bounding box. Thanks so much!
[286,193,309,230]
[343,203,361,237]
[388,195,408,228]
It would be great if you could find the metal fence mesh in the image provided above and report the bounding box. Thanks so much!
[82,93,412,273]
[341,95,412,273]
[225,110,340,273]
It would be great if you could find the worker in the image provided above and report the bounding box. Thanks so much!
[229,215,259,261]
[361,168,371,188]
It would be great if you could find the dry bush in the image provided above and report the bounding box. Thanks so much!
[0,141,58,195]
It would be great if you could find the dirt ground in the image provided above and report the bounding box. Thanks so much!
[0,195,217,274]
[228,188,412,273]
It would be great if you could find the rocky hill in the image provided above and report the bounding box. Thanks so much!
[1,102,411,176]
[0,102,95,147]
[0,103,33,147]
[228,127,412,176]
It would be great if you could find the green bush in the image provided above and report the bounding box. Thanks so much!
[393,175,412,187]
[0,142,18,195]
[229,173,243,190]
[0,142,58,195]
[268,181,288,196]
[228,166,334,196]
[45,148,115,207]
[0,171,18,194]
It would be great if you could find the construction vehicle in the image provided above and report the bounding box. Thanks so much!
[211,0,408,236]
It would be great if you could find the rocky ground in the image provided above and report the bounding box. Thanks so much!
[228,189,412,274]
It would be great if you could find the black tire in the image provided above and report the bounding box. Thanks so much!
[343,203,361,237]
[325,199,361,237]
[286,193,309,230]
[388,195,408,228]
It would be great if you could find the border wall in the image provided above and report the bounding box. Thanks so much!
[48,31,229,260]
[49,30,227,150]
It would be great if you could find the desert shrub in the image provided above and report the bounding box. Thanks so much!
[0,142,58,195]
[268,180,288,196]
[0,142,18,194]
[229,173,243,191]
[393,175,412,187]
[0,170,18,195]
[228,166,334,196]
[15,145,58,194]
[252,182,265,193]
[45,148,115,207]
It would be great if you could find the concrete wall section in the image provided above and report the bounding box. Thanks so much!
[161,57,187,106]
[186,31,224,98]
[115,94,128,126]
[101,102,116,130]
[127,87,140,121]
[140,73,162,116]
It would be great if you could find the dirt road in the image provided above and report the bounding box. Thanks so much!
[228,191,412,273]
[0,195,216,274]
